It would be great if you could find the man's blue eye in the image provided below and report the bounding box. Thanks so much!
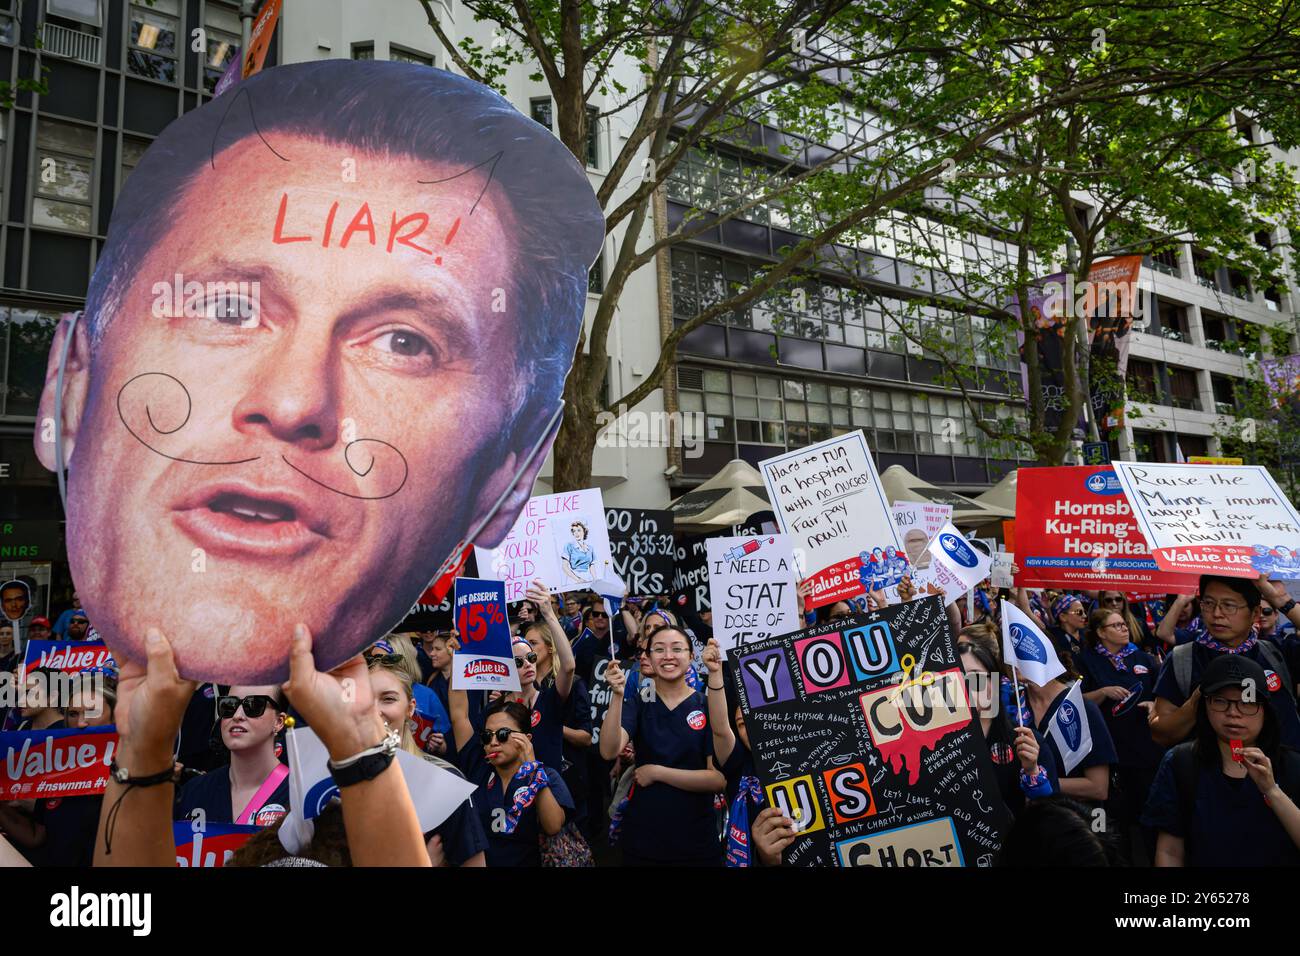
[201,295,258,328]
[376,331,433,357]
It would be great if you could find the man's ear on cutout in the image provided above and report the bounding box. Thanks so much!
[33,312,92,473]
[470,407,562,548]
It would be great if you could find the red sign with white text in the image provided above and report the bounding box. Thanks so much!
[0,727,118,800]
[1014,466,1199,593]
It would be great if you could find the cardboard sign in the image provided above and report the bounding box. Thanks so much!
[1014,466,1199,593]
[32,61,605,684]
[1110,462,1300,578]
[705,535,800,654]
[730,597,1009,867]
[476,488,615,600]
[589,656,635,748]
[20,640,114,679]
[890,502,952,572]
[760,431,901,609]
[451,578,520,691]
[672,535,712,611]
[0,726,118,799]
[174,822,260,868]
[606,508,675,595]
[991,552,1015,589]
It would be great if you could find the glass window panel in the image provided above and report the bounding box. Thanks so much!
[810,423,831,443]
[757,377,780,398]
[787,423,809,447]
[852,407,871,426]
[733,373,756,394]
[32,198,91,231]
[127,50,176,82]
[703,370,728,392]
[916,432,933,452]
[873,410,891,429]
[737,420,759,442]
[38,121,95,156]
[678,392,704,412]
[911,395,927,412]
[877,430,896,450]
[130,6,178,56]
[759,398,782,419]
[762,421,785,444]
[48,0,103,25]
[850,387,868,407]
[783,380,805,400]
[893,411,910,430]
[705,392,731,414]
[808,404,830,424]
[806,382,827,403]
[706,416,733,440]
[734,396,758,418]
[845,325,865,347]
[38,156,91,200]
[867,330,885,350]
[822,324,843,343]
[896,433,915,452]
[787,403,806,422]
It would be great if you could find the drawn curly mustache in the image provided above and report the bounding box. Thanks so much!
[115,371,409,499]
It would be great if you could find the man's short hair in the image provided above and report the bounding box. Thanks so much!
[84,60,603,448]
[1198,574,1262,609]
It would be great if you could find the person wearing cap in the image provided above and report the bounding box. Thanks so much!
[1150,575,1300,750]
[26,617,52,643]
[1142,653,1300,866]
[65,611,91,642]
[50,592,81,639]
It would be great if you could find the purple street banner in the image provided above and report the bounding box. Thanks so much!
[451,577,520,691]
[729,596,1009,867]
[1,726,118,799]
[174,821,260,867]
[21,639,114,679]
[31,60,604,685]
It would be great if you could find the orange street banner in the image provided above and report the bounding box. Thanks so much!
[241,0,282,80]
[1189,456,1244,466]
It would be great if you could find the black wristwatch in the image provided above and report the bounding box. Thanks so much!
[328,729,400,788]
[1279,599,1298,617]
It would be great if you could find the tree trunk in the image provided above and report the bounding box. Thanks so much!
[551,368,600,492]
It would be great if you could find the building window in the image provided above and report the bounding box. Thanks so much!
[43,0,103,64]
[529,98,600,168]
[33,119,95,233]
[119,135,149,195]
[1168,366,1201,411]
[588,253,604,295]
[1,308,61,418]
[351,41,374,60]
[1211,374,1236,415]
[390,45,433,66]
[126,0,179,83]
[1158,304,1191,342]
[0,4,14,44]
[1128,359,1160,404]
[47,0,101,24]
[1150,246,1180,276]
[202,1,240,94]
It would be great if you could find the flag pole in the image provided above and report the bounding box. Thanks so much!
[1010,665,1026,728]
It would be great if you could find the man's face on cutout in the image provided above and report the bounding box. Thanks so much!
[54,134,536,682]
[1,584,28,622]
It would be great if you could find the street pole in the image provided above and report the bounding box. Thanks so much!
[240,0,255,53]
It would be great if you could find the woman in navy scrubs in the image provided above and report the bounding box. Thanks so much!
[1143,654,1300,866]
[1075,608,1165,857]
[961,642,1059,818]
[702,638,765,866]
[1025,651,1118,809]
[599,625,725,866]
[449,693,573,867]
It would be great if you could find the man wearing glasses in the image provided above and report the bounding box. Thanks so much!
[1150,575,1300,749]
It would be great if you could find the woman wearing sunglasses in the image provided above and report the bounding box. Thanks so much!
[599,624,726,866]
[368,658,487,866]
[1046,594,1089,656]
[175,685,289,827]
[1143,653,1300,866]
[447,692,574,866]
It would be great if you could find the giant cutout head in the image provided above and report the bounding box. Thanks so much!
[34,61,604,682]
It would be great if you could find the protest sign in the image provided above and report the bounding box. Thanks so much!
[589,656,637,748]
[20,640,114,679]
[0,726,117,799]
[672,535,713,611]
[990,552,1016,589]
[411,681,452,753]
[174,822,260,868]
[476,488,615,600]
[910,523,993,603]
[451,578,519,692]
[760,431,901,609]
[1110,462,1300,578]
[705,535,800,654]
[730,596,1009,867]
[890,502,952,572]
[31,61,605,684]
[1014,466,1199,593]
[606,508,675,595]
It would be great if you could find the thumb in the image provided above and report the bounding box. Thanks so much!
[285,623,315,691]
[143,628,181,683]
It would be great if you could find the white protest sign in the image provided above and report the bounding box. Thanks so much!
[759,431,900,609]
[991,552,1016,589]
[910,522,993,603]
[475,487,614,601]
[705,535,801,654]
[1109,462,1300,579]
[890,501,952,572]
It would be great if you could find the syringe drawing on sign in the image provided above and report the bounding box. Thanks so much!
[722,537,776,562]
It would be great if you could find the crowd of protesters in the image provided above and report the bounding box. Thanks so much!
[2,563,1300,868]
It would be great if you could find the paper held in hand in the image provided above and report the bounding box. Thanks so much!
[1109,462,1300,579]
